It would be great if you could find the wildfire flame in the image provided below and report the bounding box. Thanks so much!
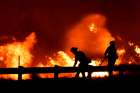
[127,41,140,62]
[37,52,109,78]
[0,14,140,80]
[0,32,139,79]
[0,32,36,80]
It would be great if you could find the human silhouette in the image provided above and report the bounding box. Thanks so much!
[70,47,91,79]
[104,41,118,78]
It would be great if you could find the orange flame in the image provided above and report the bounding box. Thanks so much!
[88,23,97,33]
[115,48,126,65]
[0,32,36,80]
[38,51,109,78]
[0,14,139,80]
[135,45,140,54]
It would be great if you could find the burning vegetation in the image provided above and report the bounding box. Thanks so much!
[0,32,36,80]
[0,14,140,80]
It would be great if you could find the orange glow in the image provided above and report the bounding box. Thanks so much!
[128,61,133,64]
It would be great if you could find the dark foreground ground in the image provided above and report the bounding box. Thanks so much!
[0,76,140,92]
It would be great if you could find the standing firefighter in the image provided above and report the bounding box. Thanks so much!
[70,47,91,79]
[104,41,118,78]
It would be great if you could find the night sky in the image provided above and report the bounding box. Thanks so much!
[0,0,140,57]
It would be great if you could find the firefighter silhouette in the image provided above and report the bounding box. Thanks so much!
[104,41,118,78]
[70,47,91,78]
